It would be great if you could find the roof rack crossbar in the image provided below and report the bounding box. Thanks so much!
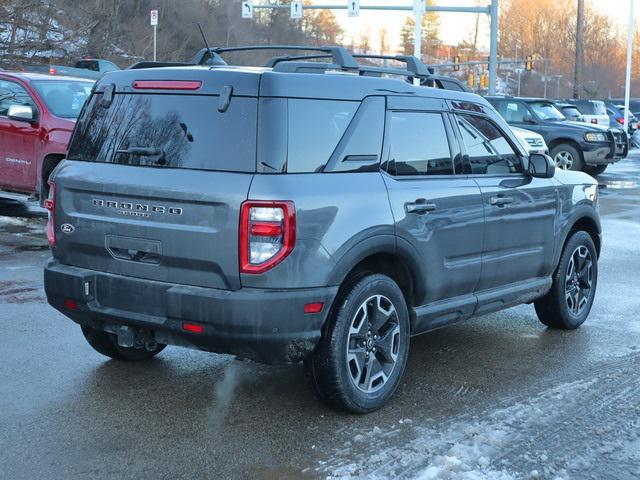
[212,45,359,70]
[352,54,431,77]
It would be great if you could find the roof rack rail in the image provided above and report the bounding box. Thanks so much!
[210,45,359,70]
[352,54,431,77]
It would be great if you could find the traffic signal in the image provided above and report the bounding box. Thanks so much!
[525,55,533,71]
[453,55,460,72]
[467,72,475,88]
[480,73,489,90]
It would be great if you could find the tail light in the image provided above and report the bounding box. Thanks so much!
[590,118,597,124]
[240,201,295,274]
[44,181,56,246]
[616,117,625,124]
[48,67,57,75]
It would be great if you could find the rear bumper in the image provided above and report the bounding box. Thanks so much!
[44,260,338,364]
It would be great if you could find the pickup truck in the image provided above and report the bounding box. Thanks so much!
[0,72,93,203]
[26,58,119,80]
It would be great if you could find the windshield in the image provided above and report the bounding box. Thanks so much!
[31,80,93,118]
[529,102,566,121]
[562,106,582,118]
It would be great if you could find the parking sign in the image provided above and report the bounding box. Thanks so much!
[150,9,158,26]
[290,1,302,19]
[241,1,253,19]
[348,0,360,17]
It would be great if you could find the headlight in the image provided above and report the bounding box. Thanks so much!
[584,132,607,142]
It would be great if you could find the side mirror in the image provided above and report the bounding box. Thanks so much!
[528,153,555,179]
[8,104,36,124]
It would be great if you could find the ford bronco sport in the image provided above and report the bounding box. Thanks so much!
[44,47,601,413]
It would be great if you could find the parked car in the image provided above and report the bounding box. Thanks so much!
[26,58,119,79]
[554,102,584,122]
[608,98,640,118]
[44,47,601,413]
[486,96,627,176]
[562,99,609,126]
[511,126,549,154]
[0,72,94,202]
[603,101,638,134]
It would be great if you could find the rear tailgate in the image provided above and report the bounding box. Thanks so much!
[51,67,261,290]
[53,162,251,290]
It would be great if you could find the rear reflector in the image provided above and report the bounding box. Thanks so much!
[304,302,324,314]
[182,322,204,334]
[132,80,202,90]
[63,299,78,310]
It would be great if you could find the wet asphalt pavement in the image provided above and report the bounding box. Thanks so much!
[1,156,640,480]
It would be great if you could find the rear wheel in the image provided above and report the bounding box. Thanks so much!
[534,231,598,329]
[305,274,410,413]
[81,326,166,361]
[584,164,607,176]
[551,143,583,171]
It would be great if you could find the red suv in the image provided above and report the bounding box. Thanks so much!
[0,72,93,202]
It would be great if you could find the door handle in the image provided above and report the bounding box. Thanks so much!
[490,195,515,207]
[406,200,437,214]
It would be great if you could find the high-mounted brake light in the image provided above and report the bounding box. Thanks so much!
[45,181,56,247]
[132,80,202,90]
[49,67,57,75]
[240,201,295,274]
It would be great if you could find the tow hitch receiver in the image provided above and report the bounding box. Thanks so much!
[108,325,158,351]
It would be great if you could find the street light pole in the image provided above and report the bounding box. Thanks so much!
[413,8,422,86]
[487,0,499,95]
[624,0,634,131]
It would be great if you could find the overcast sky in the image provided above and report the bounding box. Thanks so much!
[307,0,636,55]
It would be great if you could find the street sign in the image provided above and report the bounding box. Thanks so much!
[348,0,360,17]
[241,1,253,19]
[413,0,426,16]
[150,9,158,26]
[290,1,302,19]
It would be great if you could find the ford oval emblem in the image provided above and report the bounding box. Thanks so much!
[60,223,75,234]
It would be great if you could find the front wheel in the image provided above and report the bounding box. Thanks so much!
[305,274,410,413]
[551,143,584,171]
[534,231,598,329]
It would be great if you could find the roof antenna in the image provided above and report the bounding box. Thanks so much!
[197,22,213,65]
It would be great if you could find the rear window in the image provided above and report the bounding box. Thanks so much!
[68,93,257,172]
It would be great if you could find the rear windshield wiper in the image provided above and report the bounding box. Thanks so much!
[116,147,166,165]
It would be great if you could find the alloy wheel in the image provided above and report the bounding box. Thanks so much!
[565,245,593,316]
[346,295,401,393]
[554,151,574,170]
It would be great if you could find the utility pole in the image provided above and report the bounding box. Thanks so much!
[573,0,584,99]
[487,0,499,95]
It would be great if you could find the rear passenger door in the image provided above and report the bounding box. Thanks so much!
[382,100,484,322]
[452,112,557,294]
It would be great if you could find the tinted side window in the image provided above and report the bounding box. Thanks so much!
[388,111,453,176]
[287,99,358,173]
[0,80,36,117]
[495,100,529,123]
[456,114,523,174]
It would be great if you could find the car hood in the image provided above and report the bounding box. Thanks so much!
[554,167,598,185]
[563,120,610,132]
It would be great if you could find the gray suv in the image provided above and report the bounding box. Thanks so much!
[44,47,601,413]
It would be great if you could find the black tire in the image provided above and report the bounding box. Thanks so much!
[584,164,607,176]
[550,143,584,172]
[305,274,410,413]
[81,326,166,361]
[534,231,598,329]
